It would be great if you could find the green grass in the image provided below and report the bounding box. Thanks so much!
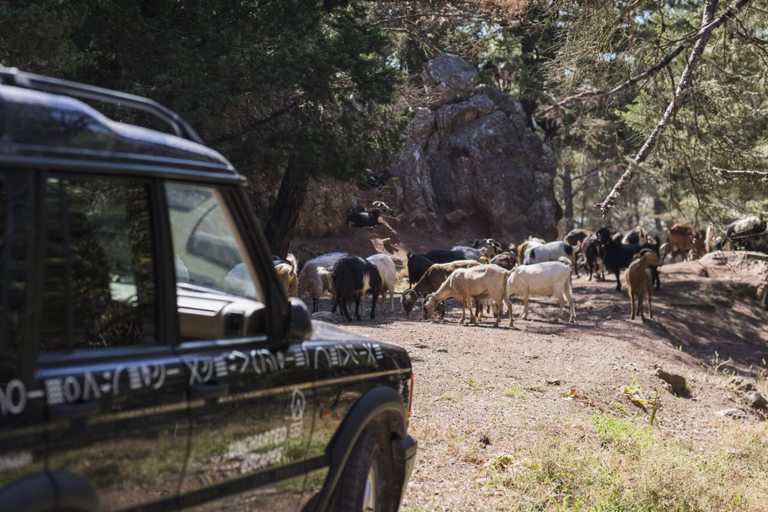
[476,414,767,511]
[503,385,527,399]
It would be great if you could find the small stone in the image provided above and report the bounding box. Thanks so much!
[716,408,747,420]
[436,347,448,353]
[480,434,491,446]
[745,391,767,409]
[729,376,756,392]
[546,378,561,386]
[655,368,691,397]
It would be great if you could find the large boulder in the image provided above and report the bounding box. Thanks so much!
[390,55,559,241]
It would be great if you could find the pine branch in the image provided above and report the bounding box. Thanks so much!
[594,0,752,215]
[539,0,752,116]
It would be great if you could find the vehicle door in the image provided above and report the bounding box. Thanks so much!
[38,173,190,512]
[163,182,314,512]
[0,170,53,504]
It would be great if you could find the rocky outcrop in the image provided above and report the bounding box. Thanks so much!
[390,53,559,241]
[294,178,357,238]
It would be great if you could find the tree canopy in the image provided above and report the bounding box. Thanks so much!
[2,0,766,241]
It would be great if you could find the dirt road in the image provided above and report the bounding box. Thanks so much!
[339,254,768,510]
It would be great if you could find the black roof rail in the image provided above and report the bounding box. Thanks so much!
[0,68,204,145]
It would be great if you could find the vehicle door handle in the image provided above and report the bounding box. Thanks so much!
[49,401,100,421]
[189,382,230,401]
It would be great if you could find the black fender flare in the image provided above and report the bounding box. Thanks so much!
[0,471,99,512]
[312,385,408,512]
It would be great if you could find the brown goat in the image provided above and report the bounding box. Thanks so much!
[624,251,661,320]
[275,254,298,297]
[666,223,694,262]
[401,260,481,317]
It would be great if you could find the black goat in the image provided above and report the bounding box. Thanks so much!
[406,253,434,286]
[596,227,660,291]
[331,256,382,321]
[347,210,380,228]
[407,249,469,284]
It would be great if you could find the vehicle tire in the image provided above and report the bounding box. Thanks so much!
[335,429,394,512]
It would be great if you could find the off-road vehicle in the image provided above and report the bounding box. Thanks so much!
[0,69,416,512]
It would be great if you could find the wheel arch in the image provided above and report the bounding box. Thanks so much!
[311,385,408,512]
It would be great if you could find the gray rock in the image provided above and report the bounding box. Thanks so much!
[409,109,436,148]
[423,53,479,108]
[436,347,448,353]
[445,209,468,226]
[716,408,747,420]
[388,55,559,241]
[388,138,437,213]
[435,99,479,136]
[655,368,691,397]
[546,378,562,386]
[745,390,767,409]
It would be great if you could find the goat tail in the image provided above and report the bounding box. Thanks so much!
[558,256,573,269]
[285,253,298,274]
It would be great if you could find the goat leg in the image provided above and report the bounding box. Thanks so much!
[339,296,353,322]
[521,293,529,320]
[369,292,377,320]
[354,295,362,321]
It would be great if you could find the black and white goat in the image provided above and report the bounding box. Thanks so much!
[331,256,382,321]
[347,210,380,228]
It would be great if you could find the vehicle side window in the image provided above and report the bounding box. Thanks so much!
[165,183,262,301]
[165,183,265,342]
[40,175,157,351]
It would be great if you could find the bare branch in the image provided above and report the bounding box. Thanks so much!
[594,0,752,215]
[712,167,768,177]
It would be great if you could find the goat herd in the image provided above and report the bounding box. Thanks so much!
[271,218,764,327]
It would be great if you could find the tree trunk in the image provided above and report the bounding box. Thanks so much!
[563,167,574,231]
[263,160,310,259]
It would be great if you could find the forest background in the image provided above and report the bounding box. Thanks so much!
[2,0,766,256]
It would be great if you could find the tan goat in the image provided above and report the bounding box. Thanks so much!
[275,254,298,297]
[624,251,661,320]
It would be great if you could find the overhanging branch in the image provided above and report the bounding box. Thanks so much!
[593,0,751,215]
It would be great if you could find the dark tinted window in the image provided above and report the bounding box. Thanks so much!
[0,171,32,383]
[41,176,157,351]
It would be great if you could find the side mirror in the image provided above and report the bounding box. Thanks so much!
[287,297,313,342]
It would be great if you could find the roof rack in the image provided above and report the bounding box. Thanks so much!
[0,68,204,145]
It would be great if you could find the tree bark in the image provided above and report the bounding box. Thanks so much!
[263,160,310,259]
[595,0,751,215]
[562,167,574,232]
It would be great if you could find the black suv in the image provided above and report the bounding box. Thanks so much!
[0,70,416,512]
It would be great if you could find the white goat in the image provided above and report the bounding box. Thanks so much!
[366,254,397,313]
[422,264,512,327]
[506,259,575,323]
[517,237,546,265]
[523,240,578,277]
[297,252,346,312]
